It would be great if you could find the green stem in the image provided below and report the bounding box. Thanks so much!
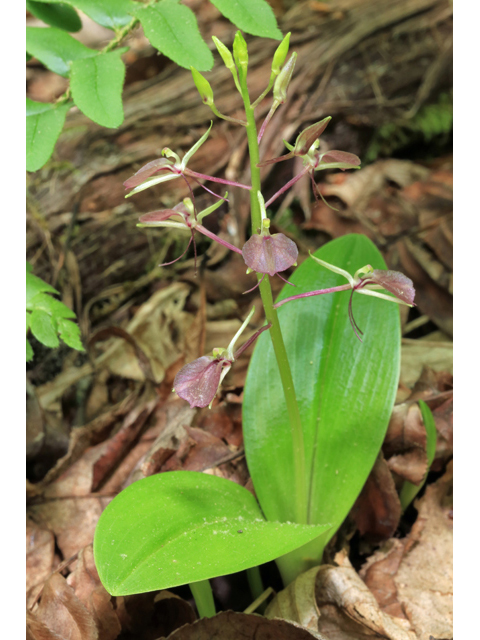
[239,78,308,525]
[189,579,216,618]
[246,566,264,603]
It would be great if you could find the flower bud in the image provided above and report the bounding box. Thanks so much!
[233,31,248,75]
[212,36,236,71]
[191,67,214,106]
[273,52,297,104]
[294,117,331,156]
[271,32,291,75]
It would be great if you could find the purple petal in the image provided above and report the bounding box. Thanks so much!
[294,117,331,156]
[242,233,298,277]
[124,158,174,189]
[370,270,415,305]
[318,150,361,167]
[174,356,231,408]
[139,209,182,224]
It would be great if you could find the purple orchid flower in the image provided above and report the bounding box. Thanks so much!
[124,122,251,202]
[137,195,243,268]
[241,192,298,292]
[257,117,361,208]
[274,256,415,342]
[173,307,271,408]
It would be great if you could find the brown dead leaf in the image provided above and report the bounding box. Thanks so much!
[266,561,415,640]
[26,522,55,608]
[67,546,121,640]
[383,403,428,485]
[31,573,98,640]
[361,462,453,640]
[165,610,326,639]
[352,452,402,540]
[400,339,452,390]
[153,591,196,638]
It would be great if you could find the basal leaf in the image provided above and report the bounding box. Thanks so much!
[70,50,126,127]
[26,26,96,76]
[57,318,84,351]
[94,471,330,595]
[134,1,214,71]
[243,235,400,549]
[26,1,82,32]
[26,99,70,172]
[210,0,282,40]
[30,309,59,349]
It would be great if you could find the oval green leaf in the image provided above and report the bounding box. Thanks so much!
[26,1,82,32]
[94,471,330,595]
[65,0,135,29]
[26,99,70,172]
[133,1,214,71]
[26,26,96,76]
[70,50,126,127]
[210,0,282,40]
[243,234,401,541]
[30,309,59,349]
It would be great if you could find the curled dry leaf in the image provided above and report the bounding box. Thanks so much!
[26,521,55,609]
[361,462,453,640]
[165,610,326,639]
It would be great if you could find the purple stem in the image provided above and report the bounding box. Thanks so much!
[265,166,310,208]
[196,223,243,255]
[233,323,272,359]
[184,168,251,190]
[257,104,276,144]
[273,283,352,308]
[190,177,230,202]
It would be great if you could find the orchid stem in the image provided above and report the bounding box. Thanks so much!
[239,74,308,525]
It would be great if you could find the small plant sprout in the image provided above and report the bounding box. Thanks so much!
[257,51,297,143]
[242,192,298,291]
[137,195,242,268]
[274,255,415,341]
[259,117,361,207]
[173,307,270,408]
[124,122,251,199]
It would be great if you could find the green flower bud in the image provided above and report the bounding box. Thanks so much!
[212,36,235,71]
[191,67,214,106]
[273,52,297,104]
[233,31,248,75]
[271,32,291,75]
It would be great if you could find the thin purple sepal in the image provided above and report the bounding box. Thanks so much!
[196,223,243,255]
[184,168,251,190]
[274,283,352,308]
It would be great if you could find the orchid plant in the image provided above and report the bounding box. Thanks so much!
[94,31,416,618]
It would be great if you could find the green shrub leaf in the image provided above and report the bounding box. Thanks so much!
[26,99,70,172]
[70,50,126,127]
[27,292,76,319]
[133,1,214,71]
[243,235,400,545]
[30,0,136,29]
[30,309,59,349]
[26,262,58,303]
[57,318,84,351]
[26,26,96,76]
[94,471,330,595]
[210,0,282,40]
[27,339,34,362]
[26,1,82,32]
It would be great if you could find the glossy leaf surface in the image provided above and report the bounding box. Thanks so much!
[243,235,401,543]
[94,471,330,595]
[26,99,70,171]
[26,1,82,32]
[26,26,96,76]
[134,1,213,71]
[210,0,282,40]
[31,0,136,29]
[70,50,126,127]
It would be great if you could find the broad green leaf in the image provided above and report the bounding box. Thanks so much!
[30,0,135,29]
[26,100,69,170]
[26,264,58,303]
[243,235,400,541]
[26,1,82,32]
[27,339,34,362]
[70,50,126,127]
[57,318,84,351]
[30,309,59,348]
[27,292,76,319]
[26,312,32,332]
[400,400,437,509]
[210,0,282,40]
[133,1,214,71]
[26,26,96,76]
[94,471,330,595]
